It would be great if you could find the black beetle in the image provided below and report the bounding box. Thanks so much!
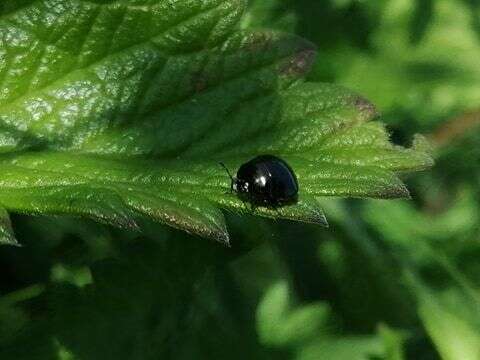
[220,155,299,207]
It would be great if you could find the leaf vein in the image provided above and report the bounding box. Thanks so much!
[0,0,230,113]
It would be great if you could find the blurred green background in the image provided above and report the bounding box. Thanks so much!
[1,0,479,359]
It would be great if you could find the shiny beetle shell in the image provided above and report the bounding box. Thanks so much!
[222,155,299,207]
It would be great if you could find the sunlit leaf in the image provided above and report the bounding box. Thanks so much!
[0,0,432,244]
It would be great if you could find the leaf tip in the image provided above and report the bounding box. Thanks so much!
[211,227,231,247]
[0,237,21,247]
[383,183,411,200]
[277,35,317,78]
[319,214,330,228]
[412,134,435,169]
[308,206,329,227]
[352,95,380,121]
[273,196,329,227]
[0,209,19,247]
[280,48,316,77]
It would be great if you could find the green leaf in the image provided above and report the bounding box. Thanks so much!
[295,336,383,360]
[378,324,407,360]
[412,280,480,360]
[256,281,331,347]
[318,0,480,127]
[248,0,480,128]
[0,0,432,243]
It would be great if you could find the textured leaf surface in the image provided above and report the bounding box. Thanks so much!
[0,0,433,244]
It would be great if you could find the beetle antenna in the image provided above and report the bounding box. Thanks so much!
[219,162,233,180]
[219,162,235,193]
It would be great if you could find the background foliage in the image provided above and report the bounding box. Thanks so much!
[1,0,479,359]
